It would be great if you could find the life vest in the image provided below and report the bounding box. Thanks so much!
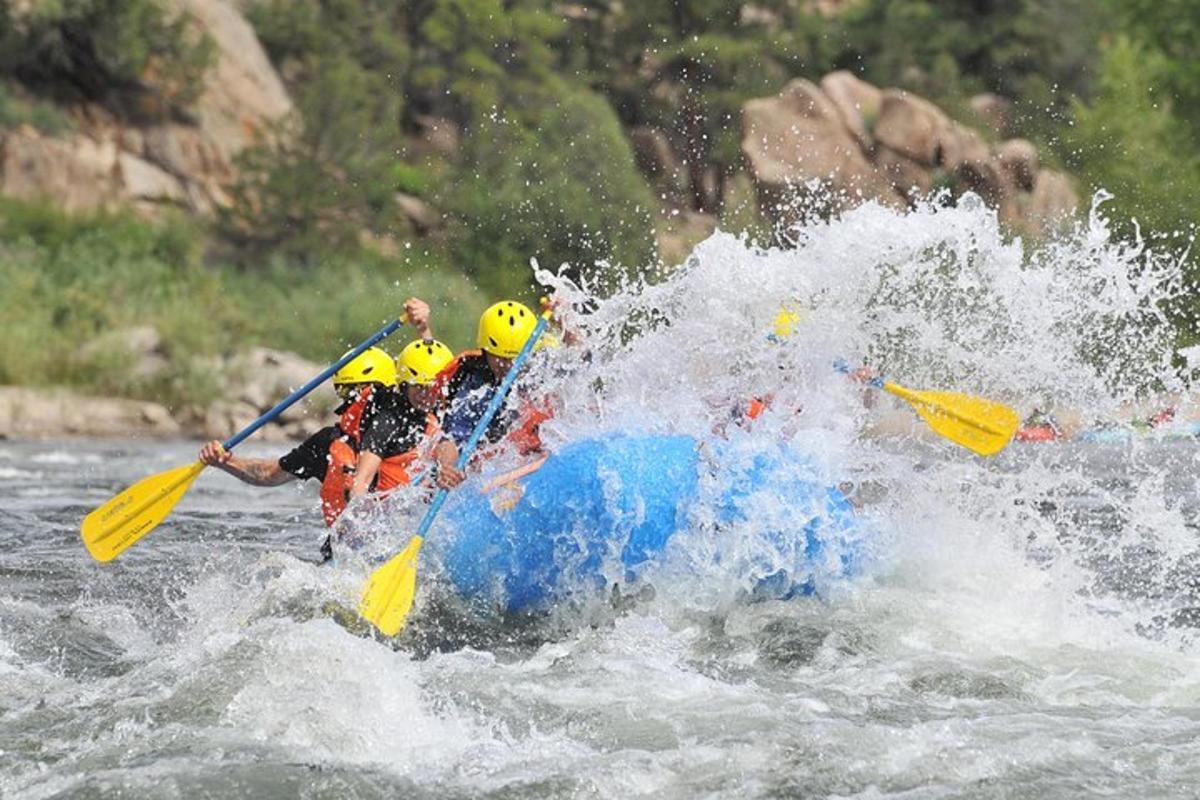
[318,386,437,527]
[508,398,553,455]
[746,396,769,421]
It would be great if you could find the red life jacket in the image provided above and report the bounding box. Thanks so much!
[509,397,553,455]
[318,386,437,527]
[746,396,769,420]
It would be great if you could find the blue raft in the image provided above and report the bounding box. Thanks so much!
[424,434,865,613]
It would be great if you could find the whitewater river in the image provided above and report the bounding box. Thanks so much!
[4,433,1200,799]
[7,195,1200,797]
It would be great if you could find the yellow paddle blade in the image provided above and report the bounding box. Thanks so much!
[358,534,424,636]
[80,462,205,562]
[884,383,1020,456]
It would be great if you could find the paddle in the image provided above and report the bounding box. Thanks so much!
[358,310,553,636]
[835,361,1019,456]
[80,318,406,562]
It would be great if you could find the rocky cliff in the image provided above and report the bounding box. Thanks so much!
[0,0,291,217]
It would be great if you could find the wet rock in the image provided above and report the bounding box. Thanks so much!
[908,669,1027,701]
[0,387,180,439]
[756,619,830,666]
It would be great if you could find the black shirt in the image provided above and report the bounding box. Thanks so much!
[278,425,341,482]
[359,387,429,458]
[277,388,429,481]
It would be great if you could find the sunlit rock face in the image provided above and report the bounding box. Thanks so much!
[0,0,293,217]
[742,71,1078,238]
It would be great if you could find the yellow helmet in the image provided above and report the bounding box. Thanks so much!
[397,338,454,385]
[477,300,537,359]
[770,306,802,341]
[333,346,397,388]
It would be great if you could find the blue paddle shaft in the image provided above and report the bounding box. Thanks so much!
[413,314,551,540]
[221,318,404,451]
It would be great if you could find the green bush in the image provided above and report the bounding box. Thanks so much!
[0,200,488,406]
[0,82,70,133]
[444,83,655,294]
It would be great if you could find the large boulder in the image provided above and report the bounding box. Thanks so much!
[873,90,952,167]
[741,78,902,220]
[995,139,1039,192]
[168,0,293,160]
[969,93,1014,138]
[939,122,990,171]
[1025,169,1079,233]
[819,70,882,150]
[874,146,934,201]
[740,73,1079,237]
[874,91,991,173]
[223,347,328,420]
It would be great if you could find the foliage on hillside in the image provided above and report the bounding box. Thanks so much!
[0,0,214,112]
[0,199,484,406]
[4,0,1200,395]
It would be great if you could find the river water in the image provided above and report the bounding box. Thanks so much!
[5,195,1200,797]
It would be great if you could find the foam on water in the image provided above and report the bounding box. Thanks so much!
[5,192,1200,797]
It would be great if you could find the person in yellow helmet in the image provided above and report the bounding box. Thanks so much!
[198,297,441,538]
[431,300,549,488]
[344,336,454,501]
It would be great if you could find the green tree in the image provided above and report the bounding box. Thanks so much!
[0,0,213,112]
[829,0,1105,135]
[1111,0,1200,134]
[406,0,564,126]
[555,1,830,212]
[444,82,655,292]
[228,0,412,260]
[1060,36,1200,242]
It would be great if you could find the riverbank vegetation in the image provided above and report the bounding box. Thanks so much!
[2,0,1198,400]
